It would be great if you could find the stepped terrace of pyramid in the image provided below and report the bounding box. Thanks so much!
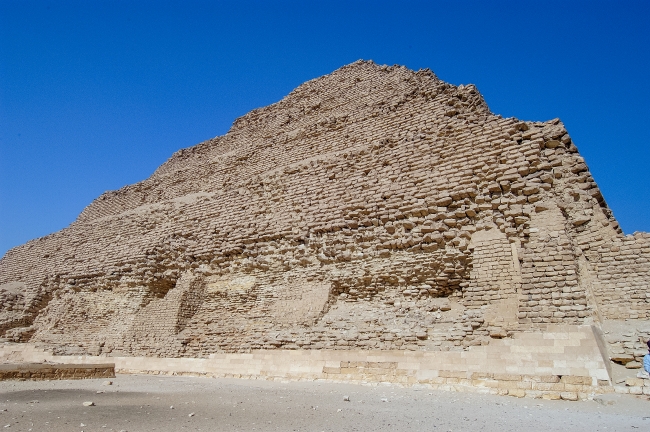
[1,61,649,398]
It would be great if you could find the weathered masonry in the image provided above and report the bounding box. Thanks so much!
[1,61,648,398]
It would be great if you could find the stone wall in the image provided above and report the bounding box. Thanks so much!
[0,61,647,366]
[0,363,115,381]
[0,325,614,400]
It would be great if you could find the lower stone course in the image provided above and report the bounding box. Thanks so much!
[616,377,650,396]
[0,324,619,400]
[0,363,115,381]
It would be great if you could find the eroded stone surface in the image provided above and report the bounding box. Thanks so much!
[0,61,648,364]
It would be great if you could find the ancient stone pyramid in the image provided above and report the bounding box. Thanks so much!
[1,60,648,367]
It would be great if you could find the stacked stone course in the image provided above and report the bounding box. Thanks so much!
[0,363,115,381]
[0,61,647,374]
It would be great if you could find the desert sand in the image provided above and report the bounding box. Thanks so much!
[0,375,648,431]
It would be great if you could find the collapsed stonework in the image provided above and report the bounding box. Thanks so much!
[1,61,648,386]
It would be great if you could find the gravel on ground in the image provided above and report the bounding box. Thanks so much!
[0,374,648,431]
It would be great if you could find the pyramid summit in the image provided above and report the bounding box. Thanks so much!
[1,61,648,397]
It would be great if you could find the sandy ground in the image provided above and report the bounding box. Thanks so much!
[0,374,648,432]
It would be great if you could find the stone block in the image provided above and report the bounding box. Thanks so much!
[532,382,565,392]
[508,389,526,398]
[625,377,645,387]
[439,370,466,379]
[542,392,562,400]
[560,392,578,401]
[628,386,643,395]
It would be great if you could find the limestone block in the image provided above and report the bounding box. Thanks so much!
[560,392,578,401]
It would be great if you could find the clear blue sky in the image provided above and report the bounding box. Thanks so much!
[1,1,649,257]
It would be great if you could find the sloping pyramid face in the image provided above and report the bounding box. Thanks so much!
[1,60,648,359]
